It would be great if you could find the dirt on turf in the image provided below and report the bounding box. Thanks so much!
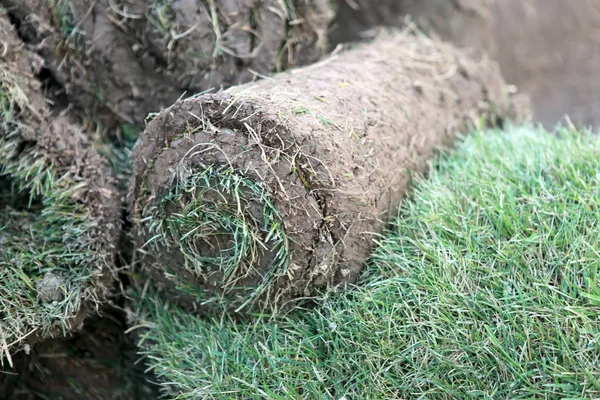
[333,0,600,130]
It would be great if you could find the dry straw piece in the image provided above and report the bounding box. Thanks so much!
[129,29,516,314]
[0,11,120,364]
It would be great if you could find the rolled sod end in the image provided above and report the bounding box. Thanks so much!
[129,30,517,313]
[0,12,120,363]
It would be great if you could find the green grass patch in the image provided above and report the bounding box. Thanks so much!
[135,126,600,399]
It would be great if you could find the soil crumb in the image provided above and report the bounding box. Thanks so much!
[36,274,64,303]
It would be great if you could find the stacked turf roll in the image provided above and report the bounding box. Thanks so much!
[128,30,515,313]
[0,11,119,361]
[1,0,333,125]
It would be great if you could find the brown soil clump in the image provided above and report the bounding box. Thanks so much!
[0,10,120,359]
[128,30,517,314]
[0,0,333,125]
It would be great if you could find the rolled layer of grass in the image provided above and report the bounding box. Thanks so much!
[0,11,120,363]
[1,0,333,125]
[128,30,513,314]
[134,126,600,399]
[330,0,493,52]
[136,0,332,91]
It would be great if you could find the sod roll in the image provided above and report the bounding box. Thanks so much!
[1,0,333,125]
[129,31,515,313]
[0,12,120,362]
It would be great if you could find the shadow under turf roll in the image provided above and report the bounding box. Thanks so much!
[128,30,518,314]
[0,11,120,363]
[1,308,158,400]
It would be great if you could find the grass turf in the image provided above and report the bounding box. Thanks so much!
[0,69,110,363]
[134,125,600,399]
[140,163,290,311]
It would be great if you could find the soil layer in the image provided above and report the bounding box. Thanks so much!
[129,30,516,313]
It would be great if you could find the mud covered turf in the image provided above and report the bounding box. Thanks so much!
[133,126,600,399]
[0,11,120,360]
[127,29,514,314]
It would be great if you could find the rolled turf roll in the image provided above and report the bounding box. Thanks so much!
[117,0,333,93]
[1,0,333,125]
[129,31,515,313]
[330,0,494,53]
[0,12,120,361]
